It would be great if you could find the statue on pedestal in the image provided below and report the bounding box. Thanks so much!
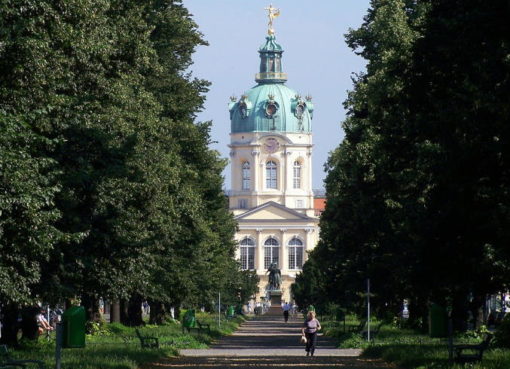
[267,262,281,290]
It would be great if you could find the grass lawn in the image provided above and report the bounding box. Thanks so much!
[7,312,245,369]
[322,315,510,369]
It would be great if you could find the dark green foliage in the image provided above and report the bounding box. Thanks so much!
[293,0,510,328]
[0,115,62,306]
[0,0,244,341]
[495,316,510,348]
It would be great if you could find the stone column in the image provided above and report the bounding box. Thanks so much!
[258,161,265,207]
[251,150,260,195]
[280,228,287,272]
[284,151,292,206]
[256,229,264,273]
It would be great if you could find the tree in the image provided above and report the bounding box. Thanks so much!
[295,0,510,330]
[296,0,426,317]
[0,115,62,344]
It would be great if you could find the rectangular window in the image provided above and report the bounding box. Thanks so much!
[264,247,279,269]
[289,247,304,269]
[293,165,301,189]
[266,162,277,189]
[241,247,255,270]
[238,199,248,209]
[242,162,251,190]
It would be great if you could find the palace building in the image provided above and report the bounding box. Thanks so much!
[227,8,323,304]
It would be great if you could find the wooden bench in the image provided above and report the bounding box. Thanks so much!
[348,319,366,333]
[197,320,211,334]
[182,320,210,334]
[134,328,159,348]
[0,345,45,369]
[451,333,493,365]
[362,322,384,340]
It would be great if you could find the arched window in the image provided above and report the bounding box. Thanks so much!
[242,161,250,190]
[288,237,304,270]
[240,237,255,270]
[264,237,280,269]
[266,161,277,189]
[293,161,302,189]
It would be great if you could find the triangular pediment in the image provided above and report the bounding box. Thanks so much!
[235,201,314,222]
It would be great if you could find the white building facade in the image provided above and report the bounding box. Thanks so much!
[227,30,320,303]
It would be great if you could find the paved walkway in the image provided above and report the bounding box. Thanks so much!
[143,310,394,369]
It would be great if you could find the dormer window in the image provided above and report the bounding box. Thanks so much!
[265,94,279,119]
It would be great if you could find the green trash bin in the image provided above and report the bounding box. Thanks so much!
[429,303,448,338]
[227,306,235,319]
[62,306,86,348]
[183,309,196,329]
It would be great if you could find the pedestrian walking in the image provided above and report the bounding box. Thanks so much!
[301,310,321,357]
[282,301,291,322]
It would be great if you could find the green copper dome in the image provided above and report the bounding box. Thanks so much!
[229,35,314,134]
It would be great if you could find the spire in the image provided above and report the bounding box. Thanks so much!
[256,5,287,84]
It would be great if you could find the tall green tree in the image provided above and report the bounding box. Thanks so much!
[399,0,510,325]
[295,0,510,329]
[295,0,426,316]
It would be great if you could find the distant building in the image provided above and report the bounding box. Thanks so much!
[227,17,325,303]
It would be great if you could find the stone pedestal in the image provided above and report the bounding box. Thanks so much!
[269,290,282,306]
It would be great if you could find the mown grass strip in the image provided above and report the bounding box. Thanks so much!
[322,315,510,369]
[8,313,245,369]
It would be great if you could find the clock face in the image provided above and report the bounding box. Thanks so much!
[264,138,280,153]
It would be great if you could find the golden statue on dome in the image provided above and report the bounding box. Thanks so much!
[264,4,280,35]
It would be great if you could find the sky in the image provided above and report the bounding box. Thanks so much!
[182,0,371,189]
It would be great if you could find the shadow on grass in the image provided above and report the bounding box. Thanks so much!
[9,315,246,369]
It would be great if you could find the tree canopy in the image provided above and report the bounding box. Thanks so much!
[293,0,510,328]
[0,0,251,343]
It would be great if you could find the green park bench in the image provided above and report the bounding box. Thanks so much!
[451,333,493,365]
[134,328,159,349]
[196,320,211,334]
[0,345,45,369]
[182,319,210,334]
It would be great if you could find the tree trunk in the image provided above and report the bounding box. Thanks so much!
[173,304,181,322]
[110,301,120,323]
[126,295,144,326]
[148,300,167,325]
[20,306,40,340]
[0,304,20,346]
[120,299,129,325]
[452,295,469,332]
[408,297,427,331]
[81,294,100,322]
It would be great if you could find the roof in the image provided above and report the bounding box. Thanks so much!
[235,201,317,223]
[229,34,314,134]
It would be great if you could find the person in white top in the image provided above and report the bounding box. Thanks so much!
[282,301,291,322]
[37,310,53,335]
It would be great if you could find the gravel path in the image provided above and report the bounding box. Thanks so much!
[142,311,394,369]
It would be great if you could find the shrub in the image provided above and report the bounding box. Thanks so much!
[494,315,510,348]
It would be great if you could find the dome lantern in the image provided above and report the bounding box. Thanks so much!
[255,35,287,84]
